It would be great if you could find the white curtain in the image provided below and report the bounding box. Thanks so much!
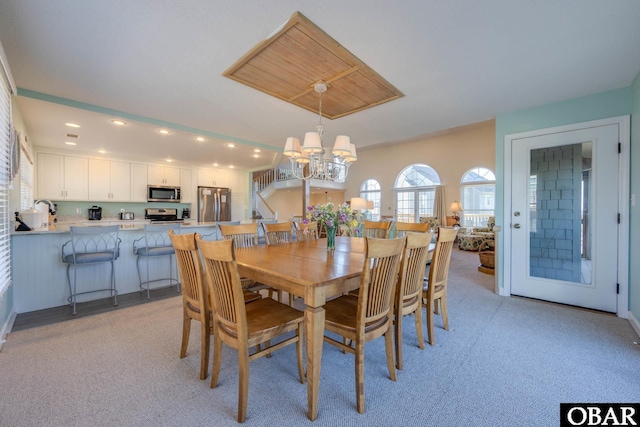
[434,185,446,225]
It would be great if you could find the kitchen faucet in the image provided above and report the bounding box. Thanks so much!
[34,199,56,214]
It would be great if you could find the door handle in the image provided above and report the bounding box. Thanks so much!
[513,223,521,229]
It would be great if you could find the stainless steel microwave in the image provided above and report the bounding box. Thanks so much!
[147,185,181,203]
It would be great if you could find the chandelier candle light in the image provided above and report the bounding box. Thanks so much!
[283,82,357,182]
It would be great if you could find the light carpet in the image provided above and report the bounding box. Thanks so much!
[1,249,639,426]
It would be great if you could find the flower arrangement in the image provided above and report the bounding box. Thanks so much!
[306,201,358,230]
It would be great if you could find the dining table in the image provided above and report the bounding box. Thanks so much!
[234,236,367,421]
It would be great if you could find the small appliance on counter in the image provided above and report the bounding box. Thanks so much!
[88,206,102,220]
[181,208,190,219]
[120,212,135,220]
[145,207,182,223]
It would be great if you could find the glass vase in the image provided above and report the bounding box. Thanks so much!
[326,226,336,250]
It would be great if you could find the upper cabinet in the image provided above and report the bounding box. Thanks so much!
[197,167,230,188]
[88,159,131,202]
[130,163,148,202]
[37,153,89,201]
[148,165,180,186]
[180,168,193,204]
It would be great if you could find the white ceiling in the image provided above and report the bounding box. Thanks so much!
[1,0,639,170]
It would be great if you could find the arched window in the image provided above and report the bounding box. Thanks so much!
[460,167,495,226]
[359,179,381,221]
[394,164,441,222]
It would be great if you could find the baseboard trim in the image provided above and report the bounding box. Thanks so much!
[628,311,640,339]
[0,309,17,352]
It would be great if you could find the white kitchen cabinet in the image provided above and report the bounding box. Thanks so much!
[148,165,180,186]
[130,163,148,202]
[231,191,247,221]
[180,168,193,204]
[88,159,131,202]
[37,153,89,200]
[197,167,229,188]
[229,169,248,192]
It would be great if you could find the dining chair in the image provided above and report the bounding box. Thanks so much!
[132,223,181,299]
[262,221,293,245]
[218,223,282,302]
[394,221,430,237]
[197,237,304,423]
[168,230,262,381]
[422,227,457,345]
[323,236,406,414]
[61,225,121,315]
[394,231,433,370]
[363,220,392,238]
[293,220,318,241]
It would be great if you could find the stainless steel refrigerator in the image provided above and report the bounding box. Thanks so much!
[197,186,231,222]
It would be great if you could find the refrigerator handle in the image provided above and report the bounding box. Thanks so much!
[215,192,220,222]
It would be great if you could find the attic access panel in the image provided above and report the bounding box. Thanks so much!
[223,12,404,119]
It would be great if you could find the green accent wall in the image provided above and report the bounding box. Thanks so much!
[630,72,640,322]
[495,87,633,307]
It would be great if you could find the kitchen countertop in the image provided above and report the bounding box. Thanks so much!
[10,220,241,235]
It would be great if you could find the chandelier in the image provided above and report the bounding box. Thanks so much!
[282,82,357,182]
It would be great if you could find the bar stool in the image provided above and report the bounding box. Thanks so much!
[62,225,121,315]
[133,223,181,299]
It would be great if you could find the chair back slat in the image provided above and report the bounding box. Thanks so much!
[358,237,405,326]
[363,220,392,238]
[219,223,259,248]
[169,231,207,313]
[262,222,293,245]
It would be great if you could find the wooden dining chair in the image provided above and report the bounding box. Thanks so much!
[394,231,433,370]
[394,221,430,237]
[169,231,261,381]
[293,220,318,241]
[262,221,293,245]
[422,227,457,345]
[168,230,211,380]
[219,223,282,302]
[196,237,304,423]
[323,236,406,414]
[363,220,392,238]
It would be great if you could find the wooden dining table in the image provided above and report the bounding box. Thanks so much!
[234,236,366,421]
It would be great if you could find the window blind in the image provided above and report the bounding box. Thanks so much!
[20,148,33,211]
[0,67,11,295]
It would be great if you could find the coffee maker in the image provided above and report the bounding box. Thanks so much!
[181,208,190,219]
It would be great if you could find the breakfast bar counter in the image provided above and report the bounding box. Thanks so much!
[10,221,229,313]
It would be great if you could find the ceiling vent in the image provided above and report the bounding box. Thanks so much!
[66,133,79,138]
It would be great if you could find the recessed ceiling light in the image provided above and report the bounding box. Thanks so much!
[229,165,235,169]
[252,154,260,158]
[166,159,173,163]
[65,122,80,128]
[65,141,77,146]
[213,163,219,167]
[196,136,205,142]
[226,143,236,148]
[111,119,127,126]
[159,129,171,135]
[253,148,261,153]
[98,149,107,154]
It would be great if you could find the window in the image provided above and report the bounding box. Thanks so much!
[359,179,381,221]
[460,167,495,227]
[394,164,441,223]
[0,61,13,295]
[20,147,33,211]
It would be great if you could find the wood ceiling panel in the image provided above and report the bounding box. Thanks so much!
[223,12,403,119]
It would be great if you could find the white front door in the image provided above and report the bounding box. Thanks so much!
[509,123,621,312]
